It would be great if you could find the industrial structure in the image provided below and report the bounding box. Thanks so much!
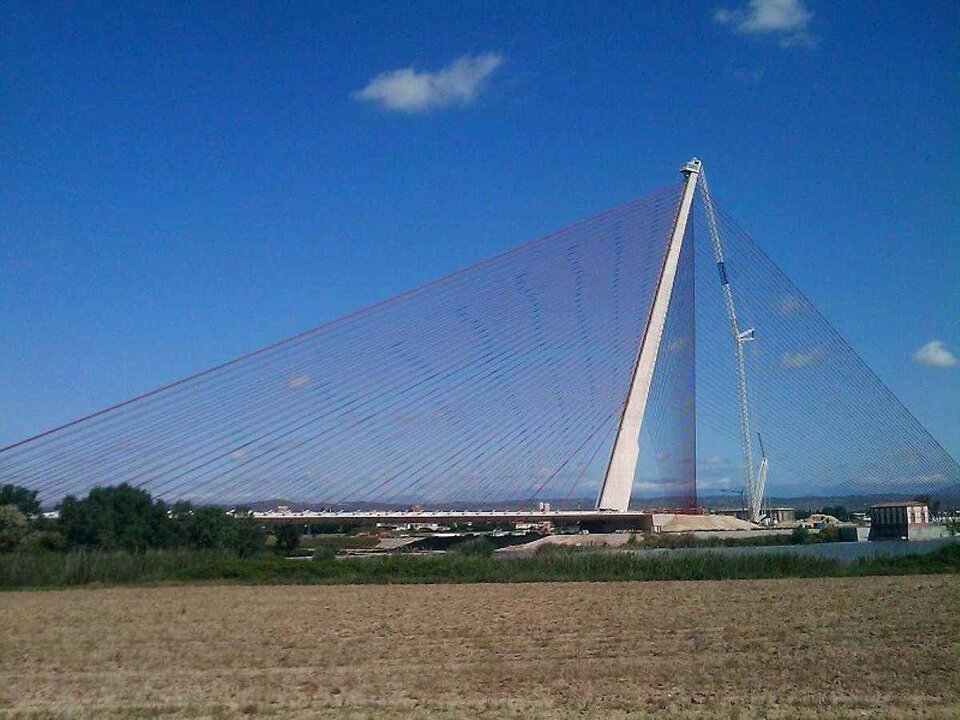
[868,501,938,541]
[1,159,957,523]
[598,159,767,522]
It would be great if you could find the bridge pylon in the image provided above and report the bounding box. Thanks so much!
[595,159,702,512]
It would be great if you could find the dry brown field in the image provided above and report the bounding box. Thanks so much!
[1,575,958,719]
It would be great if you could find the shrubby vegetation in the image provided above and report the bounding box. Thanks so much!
[794,505,858,522]
[0,505,28,551]
[633,532,792,549]
[300,533,380,551]
[1,484,41,515]
[0,485,61,551]
[2,482,957,591]
[0,483,266,556]
[0,543,957,590]
[59,485,173,551]
[450,537,495,557]
[271,523,301,554]
[629,527,844,549]
[311,545,337,562]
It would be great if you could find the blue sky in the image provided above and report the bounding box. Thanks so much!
[1,0,957,460]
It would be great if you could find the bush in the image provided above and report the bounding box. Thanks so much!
[450,537,495,557]
[791,526,810,544]
[629,532,794,550]
[170,503,266,556]
[0,505,28,550]
[817,525,841,543]
[58,484,174,552]
[231,517,268,557]
[534,542,584,556]
[300,534,380,551]
[19,530,66,552]
[0,485,40,515]
[272,524,302,554]
[312,545,337,562]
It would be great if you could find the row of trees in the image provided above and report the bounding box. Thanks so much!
[0,483,299,555]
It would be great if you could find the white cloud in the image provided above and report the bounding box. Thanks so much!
[696,475,736,491]
[727,65,765,84]
[778,293,806,315]
[781,346,824,368]
[353,52,504,113]
[668,335,691,352]
[914,340,958,368]
[714,0,817,48]
[632,480,693,493]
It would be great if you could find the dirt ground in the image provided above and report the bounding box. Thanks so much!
[1,575,958,719]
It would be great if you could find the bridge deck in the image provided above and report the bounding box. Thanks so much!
[250,510,652,530]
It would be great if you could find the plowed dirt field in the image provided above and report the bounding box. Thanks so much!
[1,575,958,718]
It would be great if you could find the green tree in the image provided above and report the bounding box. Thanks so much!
[19,529,66,551]
[0,505,28,550]
[170,502,266,556]
[224,508,267,556]
[0,484,40,515]
[171,503,233,550]
[58,484,173,552]
[272,524,301,554]
[819,505,851,522]
[231,517,267,556]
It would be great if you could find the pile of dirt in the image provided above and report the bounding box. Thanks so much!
[496,533,631,553]
[653,513,760,532]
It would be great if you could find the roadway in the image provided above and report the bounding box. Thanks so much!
[249,509,652,530]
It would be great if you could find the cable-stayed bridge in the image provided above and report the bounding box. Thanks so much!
[2,159,957,523]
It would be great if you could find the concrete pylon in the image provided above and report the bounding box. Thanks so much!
[595,158,701,512]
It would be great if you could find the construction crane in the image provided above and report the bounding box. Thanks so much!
[697,168,766,523]
[756,432,769,522]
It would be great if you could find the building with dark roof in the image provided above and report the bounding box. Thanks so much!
[868,501,930,540]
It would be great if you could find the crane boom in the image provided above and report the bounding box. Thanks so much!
[697,169,763,523]
[756,432,769,520]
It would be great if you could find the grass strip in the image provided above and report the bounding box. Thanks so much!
[1,543,957,590]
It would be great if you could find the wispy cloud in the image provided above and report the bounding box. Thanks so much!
[781,346,824,368]
[778,293,807,315]
[668,335,691,352]
[726,65,765,84]
[696,475,736,491]
[714,0,818,48]
[914,340,958,368]
[353,52,504,113]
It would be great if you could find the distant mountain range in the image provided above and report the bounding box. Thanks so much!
[222,487,960,513]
